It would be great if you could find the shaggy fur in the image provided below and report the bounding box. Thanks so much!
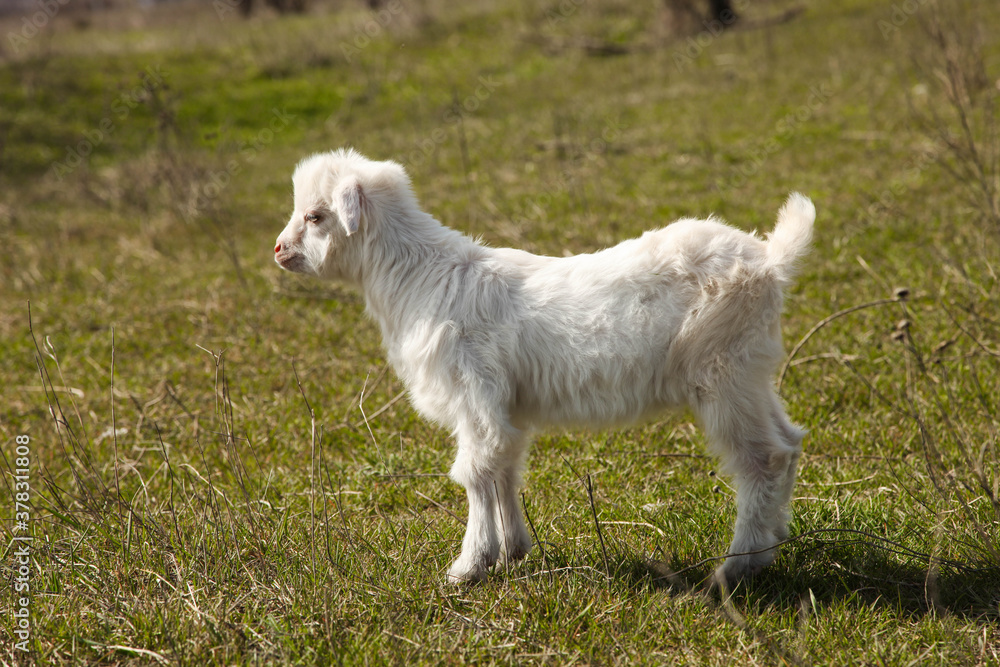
[274,149,815,584]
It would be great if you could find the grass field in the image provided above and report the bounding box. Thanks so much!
[2,0,1000,663]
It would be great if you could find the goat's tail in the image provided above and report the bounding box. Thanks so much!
[765,192,815,284]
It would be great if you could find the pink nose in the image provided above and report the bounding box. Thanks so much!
[274,242,281,253]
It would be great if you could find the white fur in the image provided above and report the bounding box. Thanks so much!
[274,148,815,584]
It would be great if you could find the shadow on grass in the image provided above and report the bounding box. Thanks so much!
[634,537,1000,621]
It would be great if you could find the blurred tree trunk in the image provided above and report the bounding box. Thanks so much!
[662,0,739,37]
[237,0,307,16]
[709,0,738,23]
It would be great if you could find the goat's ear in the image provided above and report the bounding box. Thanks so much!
[334,175,364,236]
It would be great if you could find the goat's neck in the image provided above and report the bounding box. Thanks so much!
[360,210,485,343]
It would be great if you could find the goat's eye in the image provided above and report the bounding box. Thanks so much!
[304,212,321,224]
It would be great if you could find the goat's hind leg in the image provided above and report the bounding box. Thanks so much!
[697,387,802,581]
[770,397,804,541]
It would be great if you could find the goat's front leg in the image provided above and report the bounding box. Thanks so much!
[494,452,533,564]
[447,434,502,584]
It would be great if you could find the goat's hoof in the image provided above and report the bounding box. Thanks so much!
[446,557,492,585]
[499,540,532,564]
[714,550,775,587]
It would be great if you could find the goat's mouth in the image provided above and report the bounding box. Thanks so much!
[274,250,308,273]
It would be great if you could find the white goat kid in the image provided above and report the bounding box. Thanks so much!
[274,148,815,584]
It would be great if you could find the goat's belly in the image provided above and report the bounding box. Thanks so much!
[509,361,686,429]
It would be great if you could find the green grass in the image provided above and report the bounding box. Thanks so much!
[2,0,1000,664]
